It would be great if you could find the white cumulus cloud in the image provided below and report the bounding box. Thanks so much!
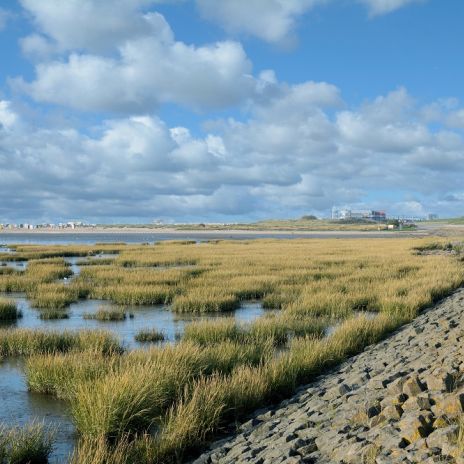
[15,29,255,112]
[196,0,426,43]
[16,2,257,112]
[359,0,424,16]
[196,0,328,44]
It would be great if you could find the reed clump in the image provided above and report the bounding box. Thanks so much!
[69,340,271,439]
[150,315,401,462]
[0,421,55,464]
[172,287,239,313]
[38,309,69,320]
[0,299,22,320]
[29,283,79,309]
[182,315,326,346]
[70,435,138,464]
[26,341,269,404]
[26,350,122,400]
[83,307,126,321]
[134,329,165,343]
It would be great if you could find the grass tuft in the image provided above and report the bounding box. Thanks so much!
[134,329,165,343]
[0,299,22,321]
[39,309,69,320]
[0,421,54,464]
[83,307,126,321]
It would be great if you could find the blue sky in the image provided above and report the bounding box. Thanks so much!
[0,0,463,223]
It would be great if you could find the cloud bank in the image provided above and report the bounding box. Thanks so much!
[2,82,463,222]
[1,0,459,223]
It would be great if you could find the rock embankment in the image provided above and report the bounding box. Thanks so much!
[193,288,464,464]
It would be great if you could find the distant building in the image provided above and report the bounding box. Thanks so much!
[331,207,386,222]
[370,210,387,221]
[427,213,439,220]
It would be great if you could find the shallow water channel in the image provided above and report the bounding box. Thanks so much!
[0,255,271,461]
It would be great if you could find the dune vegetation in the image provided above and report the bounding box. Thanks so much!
[0,238,463,462]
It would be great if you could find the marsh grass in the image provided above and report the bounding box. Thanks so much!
[26,341,269,403]
[83,307,126,321]
[0,299,22,320]
[70,435,136,464]
[457,417,464,453]
[150,315,402,462]
[69,340,271,439]
[3,238,464,461]
[0,329,122,357]
[134,329,165,343]
[26,350,122,400]
[93,284,176,306]
[29,283,79,309]
[172,288,239,313]
[38,309,69,320]
[0,421,54,464]
[182,315,327,346]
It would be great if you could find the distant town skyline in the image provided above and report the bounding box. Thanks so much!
[0,0,463,223]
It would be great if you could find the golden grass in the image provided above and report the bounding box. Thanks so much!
[182,314,326,346]
[70,341,271,438]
